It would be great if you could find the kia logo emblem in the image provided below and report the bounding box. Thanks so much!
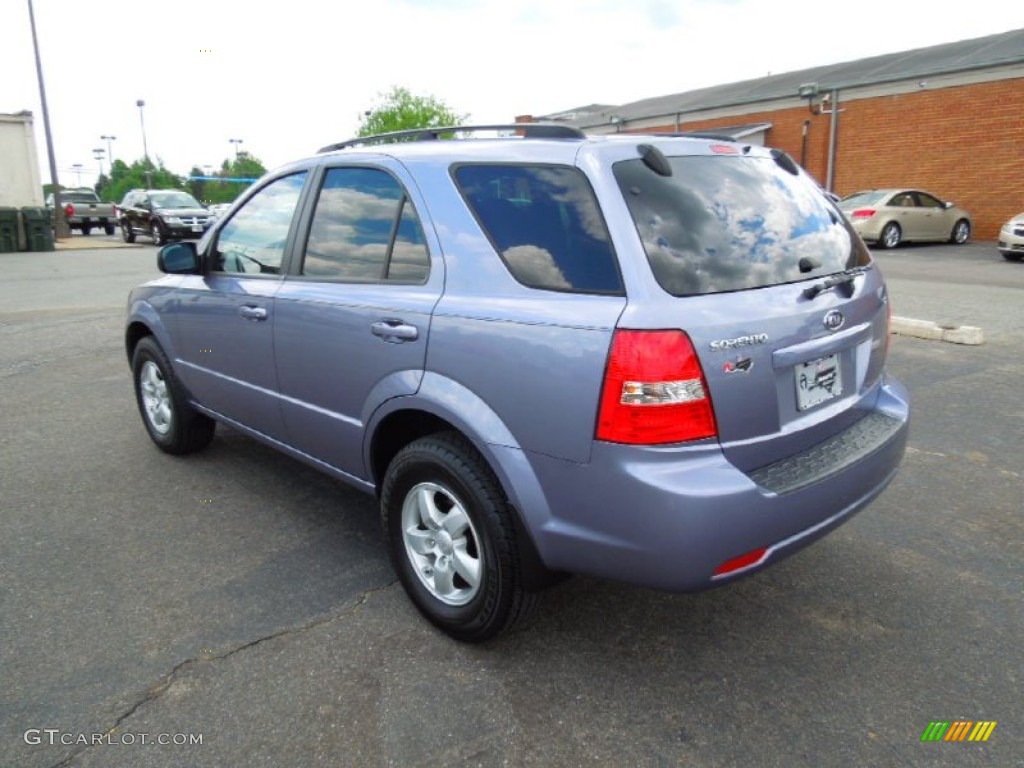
[823,310,845,331]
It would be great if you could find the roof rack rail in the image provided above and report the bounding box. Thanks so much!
[644,131,741,142]
[318,123,586,153]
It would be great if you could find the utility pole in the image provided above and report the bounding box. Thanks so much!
[27,0,70,237]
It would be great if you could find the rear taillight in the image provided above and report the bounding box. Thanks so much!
[112,205,119,218]
[851,208,875,220]
[596,330,717,445]
[64,204,74,217]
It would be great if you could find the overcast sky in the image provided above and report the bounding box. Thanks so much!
[2,0,1018,187]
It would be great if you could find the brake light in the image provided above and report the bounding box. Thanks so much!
[596,330,717,444]
[851,208,876,219]
[64,204,74,217]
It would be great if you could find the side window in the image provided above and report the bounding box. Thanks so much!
[891,193,915,208]
[213,172,307,275]
[301,167,429,282]
[453,164,623,295]
[917,193,943,209]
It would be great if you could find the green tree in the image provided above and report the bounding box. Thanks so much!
[104,158,185,205]
[357,86,468,138]
[192,152,267,205]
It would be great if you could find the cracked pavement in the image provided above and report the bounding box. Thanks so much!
[1,245,1021,767]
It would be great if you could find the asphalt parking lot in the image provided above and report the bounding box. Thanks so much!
[1,240,1021,767]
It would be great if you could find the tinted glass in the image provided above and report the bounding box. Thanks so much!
[214,172,307,275]
[302,167,429,282]
[614,156,870,297]
[917,193,943,208]
[150,191,203,208]
[454,164,622,294]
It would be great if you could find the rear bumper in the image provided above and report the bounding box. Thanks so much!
[526,374,910,591]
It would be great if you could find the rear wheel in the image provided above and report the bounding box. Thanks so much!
[132,336,215,454]
[122,222,135,243]
[104,222,116,236]
[81,224,92,236]
[381,432,540,642]
[879,222,902,249]
[950,219,971,244]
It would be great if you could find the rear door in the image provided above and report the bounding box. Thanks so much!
[272,160,441,479]
[612,148,887,470]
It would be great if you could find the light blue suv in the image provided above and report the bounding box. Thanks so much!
[126,124,910,642]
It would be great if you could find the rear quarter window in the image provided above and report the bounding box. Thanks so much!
[454,164,623,295]
[614,155,870,296]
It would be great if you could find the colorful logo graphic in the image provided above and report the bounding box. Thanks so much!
[921,721,997,742]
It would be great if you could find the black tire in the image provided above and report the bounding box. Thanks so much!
[131,336,215,455]
[1003,252,1023,262]
[104,222,116,236]
[381,432,540,642]
[151,222,165,246]
[81,224,92,236]
[878,222,901,249]
[122,222,136,243]
[950,219,971,244]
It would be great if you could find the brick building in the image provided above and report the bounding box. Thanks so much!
[521,29,1024,240]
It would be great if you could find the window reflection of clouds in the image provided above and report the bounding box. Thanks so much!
[304,168,428,282]
[616,157,855,296]
[503,245,571,290]
[217,172,306,272]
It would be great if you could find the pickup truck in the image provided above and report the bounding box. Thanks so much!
[45,188,117,235]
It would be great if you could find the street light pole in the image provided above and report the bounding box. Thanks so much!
[93,148,105,179]
[100,134,116,164]
[229,138,243,159]
[136,100,149,162]
[72,163,83,186]
[26,0,70,238]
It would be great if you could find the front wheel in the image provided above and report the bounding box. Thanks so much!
[1003,252,1023,262]
[132,336,215,454]
[381,432,540,642]
[879,222,902,249]
[950,219,971,244]
[151,222,165,246]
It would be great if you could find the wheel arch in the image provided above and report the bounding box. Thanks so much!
[125,301,177,365]
[366,376,562,590]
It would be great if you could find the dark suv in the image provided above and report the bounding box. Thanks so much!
[125,125,910,642]
[118,189,214,245]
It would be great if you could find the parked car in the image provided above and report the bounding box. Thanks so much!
[45,188,117,235]
[837,189,972,249]
[125,125,910,642]
[118,189,214,245]
[997,212,1024,261]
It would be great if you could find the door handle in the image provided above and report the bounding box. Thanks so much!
[371,319,419,342]
[238,305,268,321]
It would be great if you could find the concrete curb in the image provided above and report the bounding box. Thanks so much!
[891,316,984,345]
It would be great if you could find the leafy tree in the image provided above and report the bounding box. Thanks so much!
[103,158,185,205]
[358,86,468,138]
[189,152,267,205]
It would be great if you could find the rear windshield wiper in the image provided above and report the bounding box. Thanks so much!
[803,266,870,299]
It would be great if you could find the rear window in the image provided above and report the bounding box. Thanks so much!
[454,164,623,295]
[614,155,869,297]
[840,190,888,206]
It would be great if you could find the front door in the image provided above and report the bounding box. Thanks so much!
[169,171,309,440]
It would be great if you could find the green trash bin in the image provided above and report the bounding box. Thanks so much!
[21,207,55,252]
[0,207,18,253]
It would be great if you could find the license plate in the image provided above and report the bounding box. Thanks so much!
[191,225,203,233]
[795,354,842,411]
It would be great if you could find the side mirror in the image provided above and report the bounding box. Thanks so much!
[943,201,954,209]
[157,242,199,274]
